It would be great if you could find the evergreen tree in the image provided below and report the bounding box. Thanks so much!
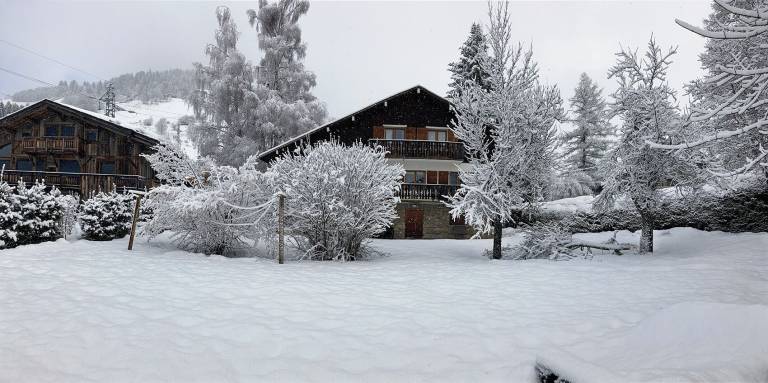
[448,23,490,98]
[14,181,64,246]
[0,178,21,249]
[79,189,134,241]
[561,73,613,190]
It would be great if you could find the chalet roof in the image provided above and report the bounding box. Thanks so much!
[257,85,450,161]
[0,99,161,146]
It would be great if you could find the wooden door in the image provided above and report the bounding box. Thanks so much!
[404,208,423,239]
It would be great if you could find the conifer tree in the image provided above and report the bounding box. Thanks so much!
[448,23,490,98]
[561,73,613,189]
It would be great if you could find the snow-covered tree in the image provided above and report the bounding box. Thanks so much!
[268,140,404,261]
[246,0,328,153]
[648,0,768,178]
[448,22,490,98]
[596,37,694,254]
[0,177,21,249]
[189,4,327,166]
[79,189,133,241]
[14,181,64,246]
[561,73,613,190]
[142,143,274,255]
[58,194,79,239]
[155,118,169,136]
[447,2,564,259]
[189,6,259,166]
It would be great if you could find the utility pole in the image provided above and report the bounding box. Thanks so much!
[99,82,116,118]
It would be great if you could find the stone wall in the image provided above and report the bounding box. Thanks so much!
[391,200,474,239]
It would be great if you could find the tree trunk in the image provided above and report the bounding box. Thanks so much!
[639,211,654,254]
[492,219,503,260]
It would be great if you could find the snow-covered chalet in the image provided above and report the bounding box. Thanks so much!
[259,85,473,239]
[0,99,159,198]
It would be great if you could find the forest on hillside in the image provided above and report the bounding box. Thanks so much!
[10,69,195,111]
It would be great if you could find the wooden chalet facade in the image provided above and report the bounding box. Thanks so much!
[0,99,158,198]
[259,85,474,239]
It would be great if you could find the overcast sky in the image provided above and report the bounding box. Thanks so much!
[0,0,713,117]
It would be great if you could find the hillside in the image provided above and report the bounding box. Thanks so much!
[10,69,195,111]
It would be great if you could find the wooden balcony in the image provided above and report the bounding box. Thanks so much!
[398,183,458,201]
[1,170,147,196]
[371,139,464,160]
[19,137,83,154]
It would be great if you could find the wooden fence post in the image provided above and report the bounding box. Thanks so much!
[127,190,146,251]
[277,192,285,264]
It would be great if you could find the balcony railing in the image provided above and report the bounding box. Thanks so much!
[398,183,458,201]
[1,170,146,196]
[371,139,464,160]
[19,138,83,153]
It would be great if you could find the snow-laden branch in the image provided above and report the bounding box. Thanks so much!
[646,113,768,149]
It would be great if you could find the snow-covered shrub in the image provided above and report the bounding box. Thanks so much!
[0,179,21,249]
[142,143,274,255]
[79,189,133,241]
[14,181,65,246]
[58,194,79,239]
[269,140,404,261]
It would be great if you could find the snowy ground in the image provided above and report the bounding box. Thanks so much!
[1,228,767,382]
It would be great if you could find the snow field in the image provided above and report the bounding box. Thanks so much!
[0,228,767,382]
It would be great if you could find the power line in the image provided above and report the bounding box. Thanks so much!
[0,39,105,81]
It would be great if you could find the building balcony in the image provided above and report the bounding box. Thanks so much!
[398,183,458,201]
[1,170,147,196]
[19,137,83,154]
[371,139,464,161]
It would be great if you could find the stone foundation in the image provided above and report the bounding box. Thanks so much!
[389,200,474,239]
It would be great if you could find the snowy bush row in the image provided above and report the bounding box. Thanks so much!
[141,140,403,261]
[0,180,66,249]
[79,190,135,241]
[525,187,768,234]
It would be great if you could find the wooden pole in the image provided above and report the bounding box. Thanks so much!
[277,193,285,264]
[128,194,143,251]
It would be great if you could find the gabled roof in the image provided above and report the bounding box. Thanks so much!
[0,99,160,146]
[258,85,450,160]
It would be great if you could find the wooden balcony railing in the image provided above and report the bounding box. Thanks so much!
[1,170,146,196]
[371,139,465,160]
[19,138,83,153]
[398,183,458,201]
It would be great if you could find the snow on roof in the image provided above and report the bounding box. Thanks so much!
[257,85,450,160]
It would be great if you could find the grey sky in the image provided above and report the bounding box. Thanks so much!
[0,1,712,117]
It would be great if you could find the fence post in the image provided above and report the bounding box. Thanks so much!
[127,190,146,251]
[277,192,285,264]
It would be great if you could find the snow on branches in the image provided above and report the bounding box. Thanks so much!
[648,0,768,176]
[597,37,695,253]
[142,143,275,255]
[268,140,404,261]
[79,189,133,241]
[447,2,563,259]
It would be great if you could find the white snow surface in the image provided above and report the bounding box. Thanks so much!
[1,228,767,382]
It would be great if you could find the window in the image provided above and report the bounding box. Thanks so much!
[60,160,80,173]
[61,126,75,137]
[35,160,45,171]
[21,125,33,137]
[449,172,459,185]
[0,144,10,157]
[86,129,98,141]
[427,130,447,142]
[16,160,32,171]
[385,128,405,140]
[45,125,59,137]
[405,170,426,184]
[100,161,115,174]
